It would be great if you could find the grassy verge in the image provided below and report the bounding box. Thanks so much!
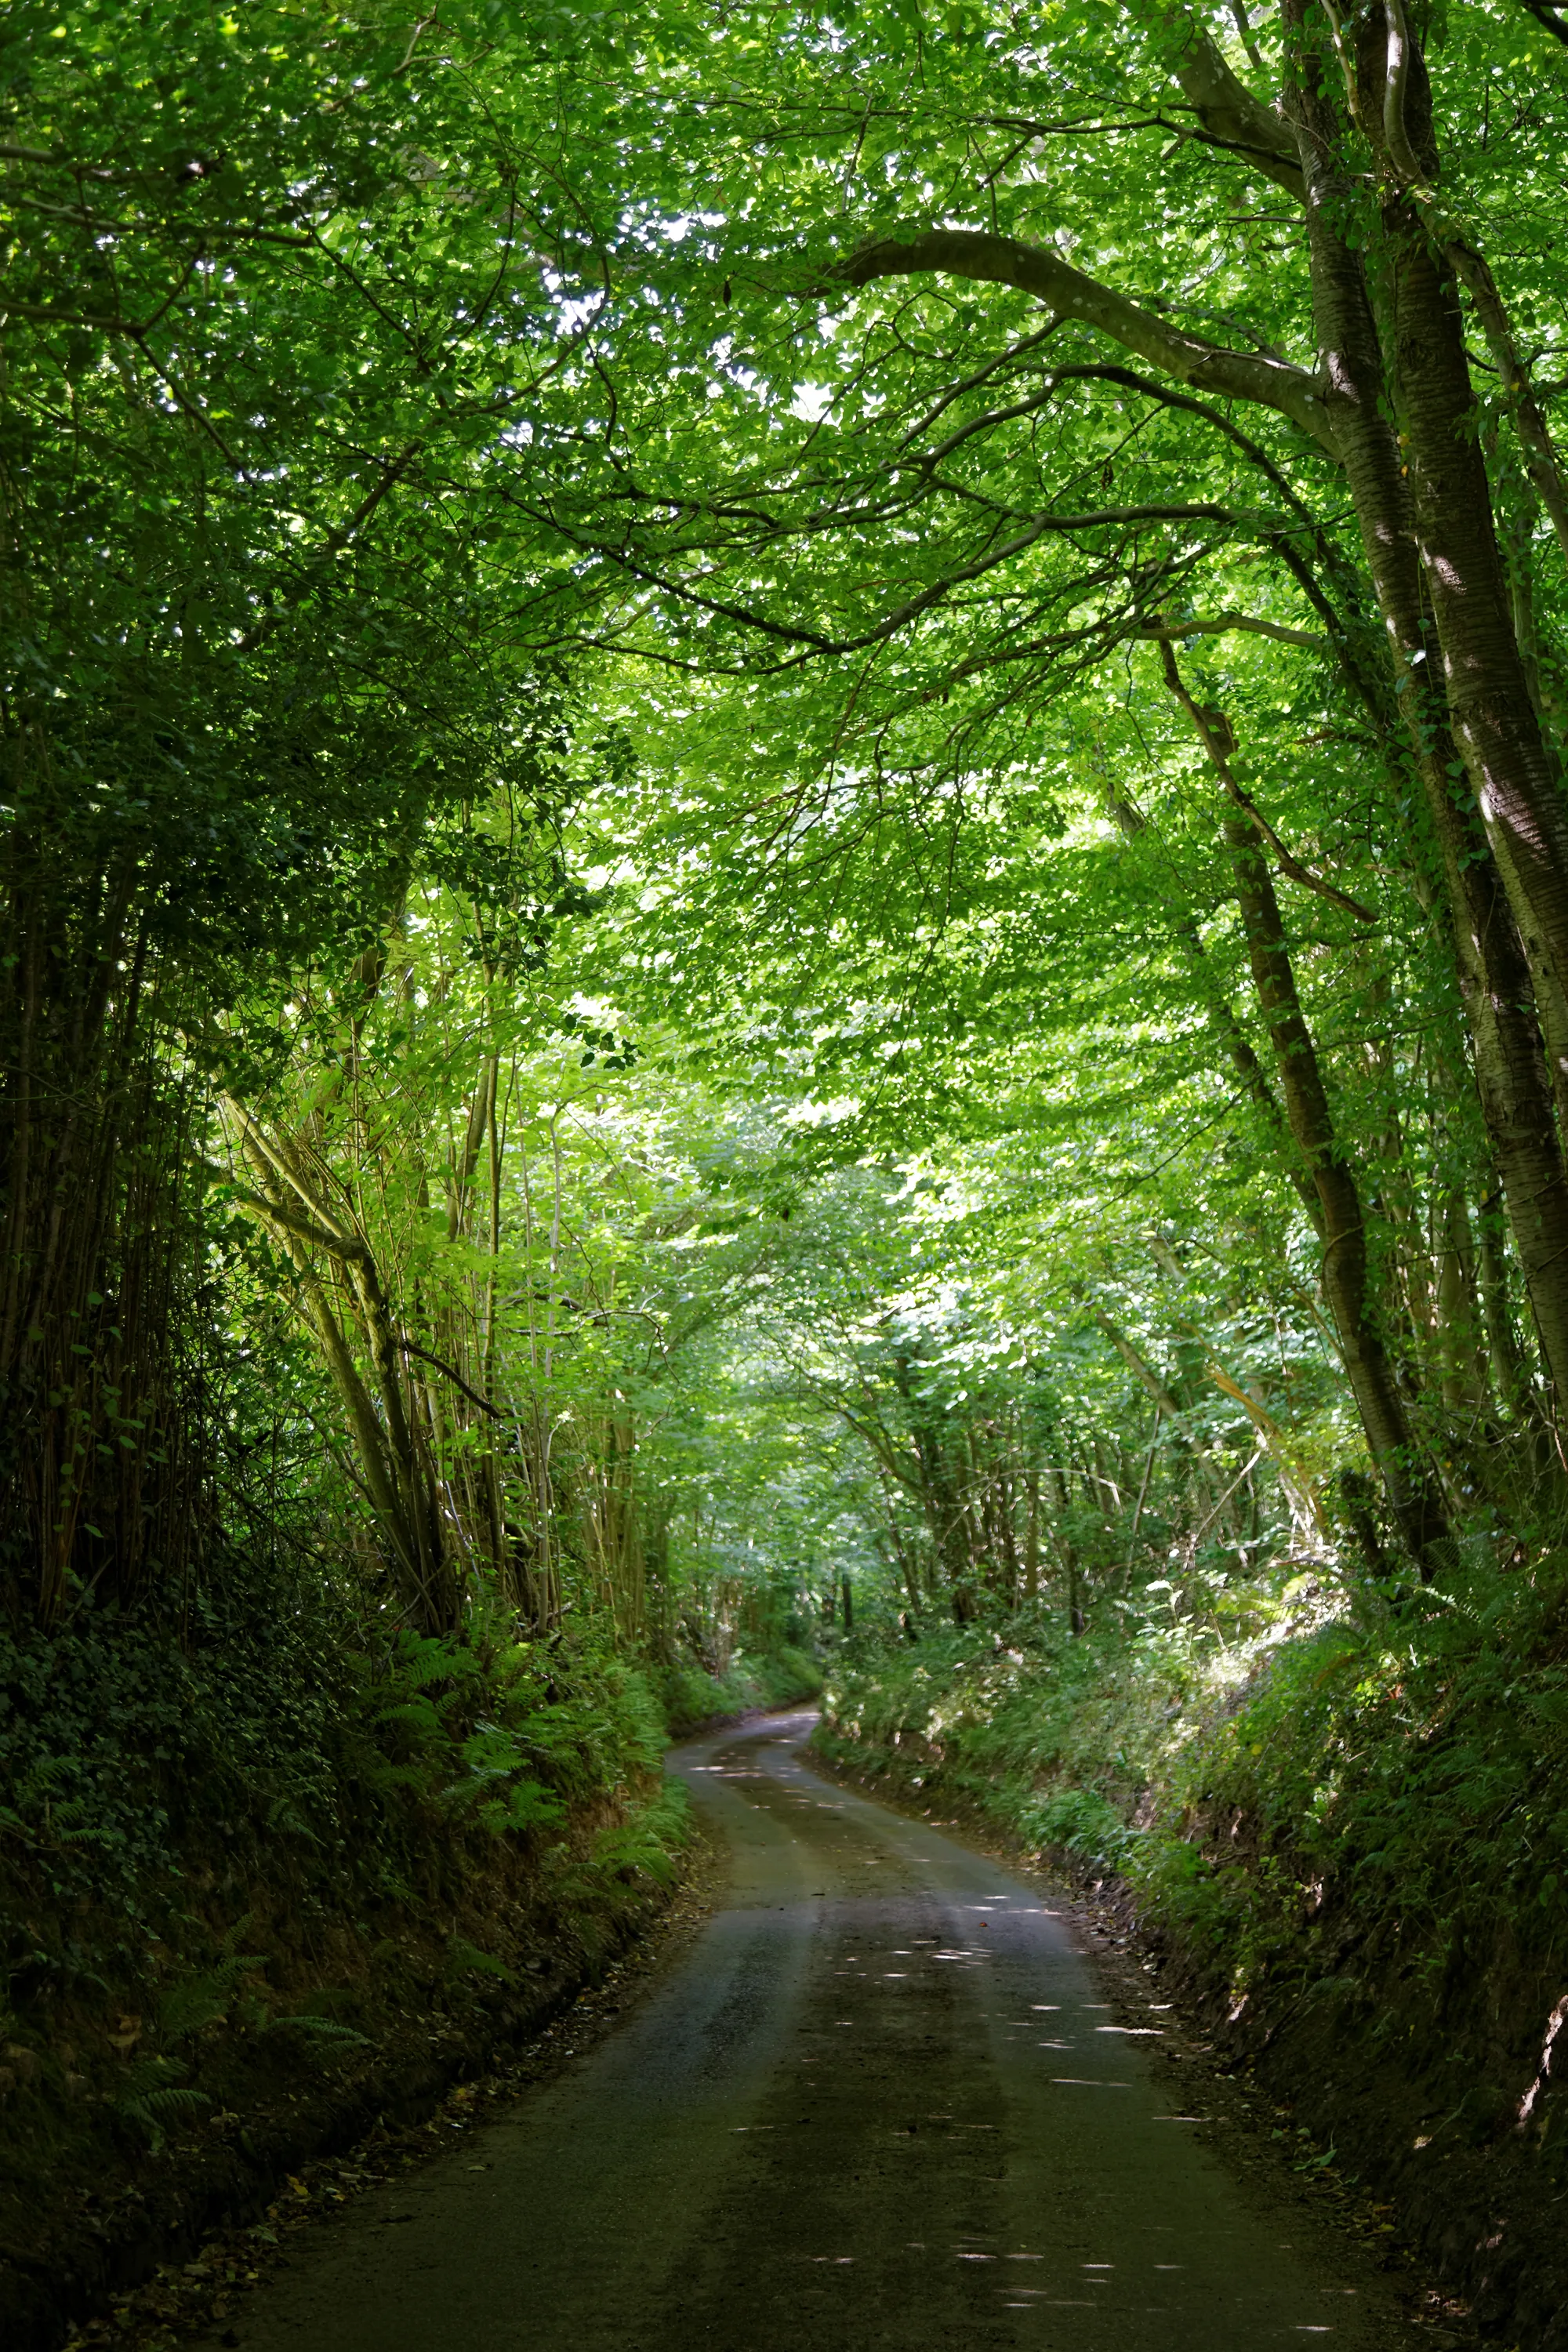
[814,1557,1568,2343]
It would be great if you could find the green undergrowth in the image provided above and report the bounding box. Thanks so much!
[0,1558,734,2292]
[816,1555,1568,2129]
[652,1641,822,1735]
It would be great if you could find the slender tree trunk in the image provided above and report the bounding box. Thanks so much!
[1102,777,1324,1230]
[1047,1461,1080,1622]
[1224,805,1446,1566]
[1161,638,1448,1566]
[220,1098,463,1633]
[1435,1189,1486,1415]
[1476,1185,1532,1417]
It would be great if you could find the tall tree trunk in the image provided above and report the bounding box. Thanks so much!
[1435,1189,1486,1416]
[1280,0,1568,1425]
[1024,1470,1040,1599]
[1476,1185,1532,1417]
[1338,10,1568,1076]
[220,1097,464,1634]
[1161,641,1449,1569]
[1224,807,1446,1566]
[1101,776,1324,1231]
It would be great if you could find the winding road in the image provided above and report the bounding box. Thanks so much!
[214,1711,1414,2350]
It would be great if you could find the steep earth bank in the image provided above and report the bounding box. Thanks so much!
[0,1586,817,2352]
[814,1595,1568,2351]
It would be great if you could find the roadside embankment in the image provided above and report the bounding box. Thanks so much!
[813,1566,1568,2349]
[0,1586,814,2352]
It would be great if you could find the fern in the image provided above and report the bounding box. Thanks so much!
[445,1936,514,1987]
[443,1718,567,1835]
[590,1780,692,1889]
[263,2013,372,2050]
[386,1629,480,1697]
[372,1695,446,1738]
[114,2056,210,2153]
[475,1777,566,1835]
[265,1791,322,1843]
[158,1921,266,2045]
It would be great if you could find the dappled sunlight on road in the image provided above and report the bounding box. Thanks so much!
[205,1714,1419,2352]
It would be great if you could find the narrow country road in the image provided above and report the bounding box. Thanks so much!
[211,1712,1416,2350]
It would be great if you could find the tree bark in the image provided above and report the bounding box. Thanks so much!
[1337,7,1568,1042]
[1227,806,1446,1566]
[1160,644,1449,1569]
[1476,1186,1533,1417]
[1102,775,1326,1232]
[1389,220,1568,1095]
[1279,0,1568,1426]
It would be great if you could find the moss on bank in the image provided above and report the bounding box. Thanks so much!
[0,1564,808,2351]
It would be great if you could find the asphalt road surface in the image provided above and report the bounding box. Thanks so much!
[212,1711,1414,2351]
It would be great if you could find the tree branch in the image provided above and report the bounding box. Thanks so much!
[1137,610,1324,648]
[1158,11,1305,198]
[568,501,1251,667]
[1515,0,1568,47]
[840,230,1337,454]
[1442,241,1568,559]
[1157,637,1377,924]
[228,1189,371,1263]
[234,441,423,652]
[399,1340,505,1421]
